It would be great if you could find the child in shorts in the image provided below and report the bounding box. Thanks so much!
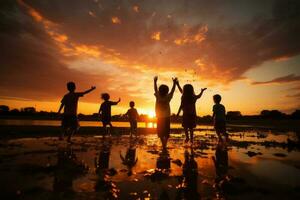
[58,82,96,142]
[212,94,228,141]
[125,101,139,137]
[154,76,177,151]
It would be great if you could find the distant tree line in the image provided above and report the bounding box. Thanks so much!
[0,105,299,121]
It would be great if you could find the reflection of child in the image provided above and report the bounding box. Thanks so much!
[212,141,228,183]
[176,82,206,144]
[125,101,139,137]
[99,93,120,135]
[58,82,96,142]
[120,139,138,176]
[154,76,177,150]
[212,94,228,141]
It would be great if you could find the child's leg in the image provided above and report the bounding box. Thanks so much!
[162,137,168,150]
[223,130,229,141]
[60,127,66,140]
[109,123,114,135]
[159,137,165,149]
[190,129,194,144]
[103,124,108,137]
[67,129,73,142]
[67,126,78,143]
[184,128,189,142]
[130,126,133,137]
[216,129,222,141]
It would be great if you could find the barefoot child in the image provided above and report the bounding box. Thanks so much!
[99,93,120,136]
[176,82,206,144]
[212,94,228,141]
[125,101,139,137]
[154,76,177,150]
[58,82,96,142]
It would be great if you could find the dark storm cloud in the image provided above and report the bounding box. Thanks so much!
[251,74,300,85]
[19,0,300,83]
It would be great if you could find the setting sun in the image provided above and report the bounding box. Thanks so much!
[140,109,156,119]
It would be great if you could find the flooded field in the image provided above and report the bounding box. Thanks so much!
[0,130,300,200]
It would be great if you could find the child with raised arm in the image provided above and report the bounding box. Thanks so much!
[176,81,206,144]
[58,82,96,142]
[99,93,120,136]
[125,101,139,137]
[212,94,228,141]
[154,76,177,151]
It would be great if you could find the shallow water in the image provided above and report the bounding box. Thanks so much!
[0,130,299,200]
[0,119,212,129]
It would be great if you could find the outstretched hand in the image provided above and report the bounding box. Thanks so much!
[154,76,158,82]
[201,88,207,92]
[118,98,121,102]
[91,86,96,90]
[172,77,178,83]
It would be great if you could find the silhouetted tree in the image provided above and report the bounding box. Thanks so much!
[226,111,242,119]
[291,110,300,119]
[10,108,20,114]
[260,110,286,119]
[22,107,36,113]
[0,105,9,113]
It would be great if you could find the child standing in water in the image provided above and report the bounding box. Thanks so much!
[212,94,228,141]
[99,93,120,136]
[58,82,96,142]
[176,82,206,144]
[125,101,139,137]
[154,76,177,151]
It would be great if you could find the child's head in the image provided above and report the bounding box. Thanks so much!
[158,84,169,96]
[101,93,110,101]
[183,84,194,96]
[67,81,76,92]
[213,94,222,104]
[129,101,135,108]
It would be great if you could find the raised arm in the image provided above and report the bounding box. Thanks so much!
[112,98,121,105]
[169,77,177,96]
[154,76,158,94]
[81,86,96,95]
[196,88,207,99]
[176,80,183,94]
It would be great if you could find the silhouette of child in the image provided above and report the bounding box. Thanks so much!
[154,76,177,150]
[58,82,96,142]
[125,101,139,137]
[212,94,228,141]
[176,81,206,144]
[99,93,120,135]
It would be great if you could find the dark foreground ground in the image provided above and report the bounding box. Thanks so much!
[0,128,300,200]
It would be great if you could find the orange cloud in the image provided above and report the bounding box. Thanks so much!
[111,16,121,24]
[133,5,139,13]
[74,45,101,57]
[174,25,208,45]
[252,74,300,85]
[151,31,161,41]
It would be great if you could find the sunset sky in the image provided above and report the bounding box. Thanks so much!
[0,0,300,116]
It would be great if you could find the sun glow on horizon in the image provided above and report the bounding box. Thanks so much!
[140,109,156,119]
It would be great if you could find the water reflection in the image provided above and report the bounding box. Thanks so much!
[120,137,138,176]
[176,148,200,200]
[213,140,231,199]
[94,138,119,199]
[53,145,88,197]
[1,130,300,199]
